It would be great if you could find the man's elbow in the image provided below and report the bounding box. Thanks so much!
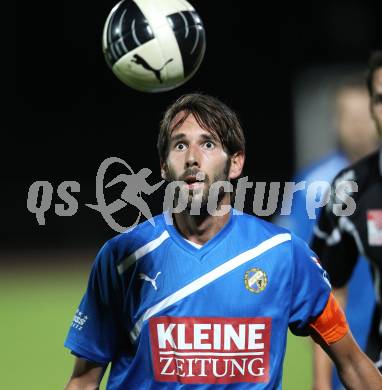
[64,377,100,390]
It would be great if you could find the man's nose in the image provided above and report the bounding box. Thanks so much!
[185,144,201,168]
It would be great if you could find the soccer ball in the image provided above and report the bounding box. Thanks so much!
[102,0,206,93]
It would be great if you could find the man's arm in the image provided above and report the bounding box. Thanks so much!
[312,286,348,390]
[312,344,332,390]
[309,290,381,389]
[64,357,106,390]
[315,331,382,390]
[310,171,360,389]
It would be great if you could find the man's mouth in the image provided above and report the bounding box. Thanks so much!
[183,172,206,188]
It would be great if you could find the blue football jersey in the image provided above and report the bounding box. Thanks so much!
[65,210,331,389]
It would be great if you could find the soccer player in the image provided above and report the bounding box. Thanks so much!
[312,50,382,388]
[64,93,382,389]
[274,73,378,389]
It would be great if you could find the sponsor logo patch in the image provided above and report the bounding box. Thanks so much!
[71,309,88,331]
[149,317,271,384]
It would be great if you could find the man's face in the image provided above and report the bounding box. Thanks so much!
[162,113,233,211]
[370,67,382,138]
[336,88,378,161]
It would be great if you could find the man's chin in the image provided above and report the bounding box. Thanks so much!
[177,192,209,215]
[173,179,229,215]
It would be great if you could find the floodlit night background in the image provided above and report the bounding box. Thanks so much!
[7,0,382,388]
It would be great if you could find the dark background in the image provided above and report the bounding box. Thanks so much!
[10,0,381,254]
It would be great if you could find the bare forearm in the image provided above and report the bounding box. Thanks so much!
[326,333,382,389]
[312,342,332,390]
[336,354,382,390]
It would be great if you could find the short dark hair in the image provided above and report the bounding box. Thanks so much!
[366,50,382,96]
[157,93,246,162]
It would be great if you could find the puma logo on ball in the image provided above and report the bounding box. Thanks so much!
[131,54,173,83]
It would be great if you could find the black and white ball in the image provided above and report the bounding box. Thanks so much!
[102,0,206,93]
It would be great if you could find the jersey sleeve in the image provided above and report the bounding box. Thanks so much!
[288,234,332,336]
[309,292,349,345]
[64,241,125,364]
[310,172,359,288]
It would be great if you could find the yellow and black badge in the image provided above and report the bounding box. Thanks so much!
[244,268,268,293]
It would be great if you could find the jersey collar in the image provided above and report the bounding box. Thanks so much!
[161,208,236,258]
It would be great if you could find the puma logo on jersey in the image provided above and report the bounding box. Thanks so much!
[139,271,161,290]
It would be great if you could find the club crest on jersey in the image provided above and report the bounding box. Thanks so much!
[244,268,268,293]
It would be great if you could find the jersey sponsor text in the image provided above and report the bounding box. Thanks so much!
[149,316,271,384]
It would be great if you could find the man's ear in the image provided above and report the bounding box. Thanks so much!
[228,151,245,180]
[160,160,168,181]
[370,99,376,121]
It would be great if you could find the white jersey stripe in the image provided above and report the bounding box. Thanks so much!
[313,224,342,246]
[338,214,382,307]
[130,233,291,341]
[117,231,170,274]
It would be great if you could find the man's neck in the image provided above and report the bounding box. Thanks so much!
[172,194,232,246]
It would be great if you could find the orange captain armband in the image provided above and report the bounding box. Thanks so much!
[309,293,349,345]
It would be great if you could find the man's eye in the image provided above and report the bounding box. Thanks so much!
[373,94,382,105]
[175,143,187,150]
[204,141,215,149]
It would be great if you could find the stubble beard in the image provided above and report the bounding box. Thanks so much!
[165,160,231,216]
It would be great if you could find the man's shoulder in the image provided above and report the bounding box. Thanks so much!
[332,149,380,189]
[296,151,348,183]
[102,213,168,259]
[235,213,315,269]
[235,211,292,240]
